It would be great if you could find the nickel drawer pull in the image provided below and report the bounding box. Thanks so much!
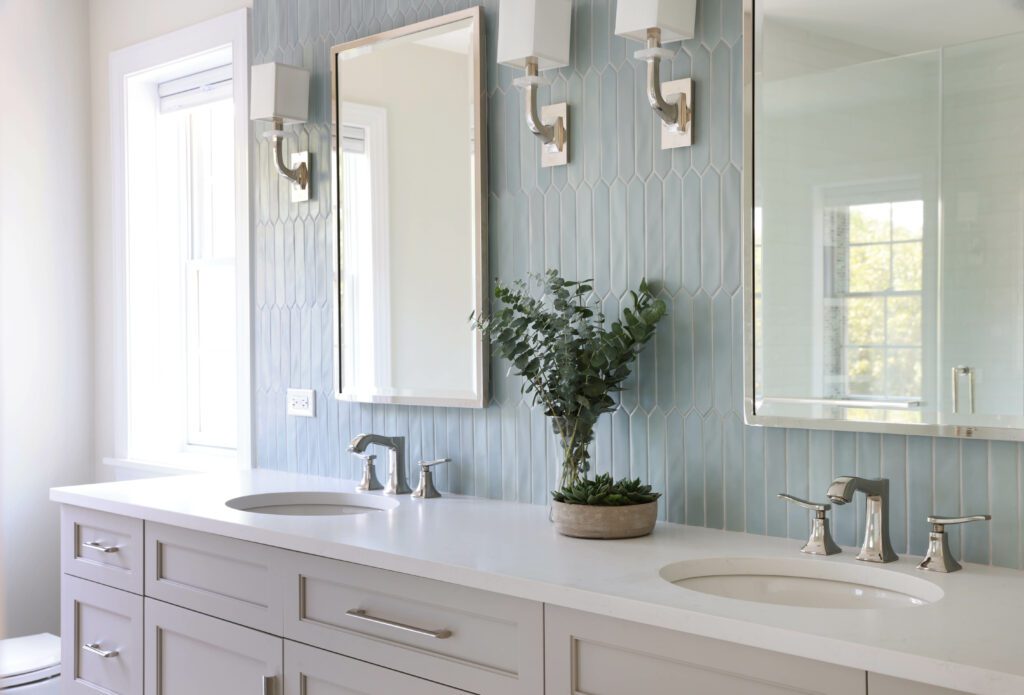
[82,642,119,658]
[262,675,276,695]
[345,609,452,639]
[81,540,119,554]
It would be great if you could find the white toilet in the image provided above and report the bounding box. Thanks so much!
[0,634,60,693]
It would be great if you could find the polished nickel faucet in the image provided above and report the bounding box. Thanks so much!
[826,476,897,563]
[348,434,410,495]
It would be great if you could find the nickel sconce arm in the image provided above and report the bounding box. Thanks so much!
[521,59,563,150]
[513,58,568,167]
[643,31,678,125]
[635,28,691,137]
[270,117,310,190]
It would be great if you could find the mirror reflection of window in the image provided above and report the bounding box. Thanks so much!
[341,106,391,393]
[824,199,924,403]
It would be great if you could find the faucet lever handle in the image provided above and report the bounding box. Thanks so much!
[418,458,451,469]
[777,493,831,514]
[776,493,841,556]
[412,459,449,499]
[353,452,382,492]
[919,514,990,573]
[926,514,990,529]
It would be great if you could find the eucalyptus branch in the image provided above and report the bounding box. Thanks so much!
[472,270,667,488]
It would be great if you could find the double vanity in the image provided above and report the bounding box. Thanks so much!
[53,469,1024,694]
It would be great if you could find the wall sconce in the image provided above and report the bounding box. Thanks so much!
[616,0,697,149]
[496,0,572,168]
[250,62,312,202]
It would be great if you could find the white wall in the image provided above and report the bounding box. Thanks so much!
[89,0,251,481]
[0,0,94,637]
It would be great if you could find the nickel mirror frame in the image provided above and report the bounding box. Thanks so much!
[330,6,489,408]
[741,0,1023,441]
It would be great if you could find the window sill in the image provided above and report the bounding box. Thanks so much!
[103,452,242,476]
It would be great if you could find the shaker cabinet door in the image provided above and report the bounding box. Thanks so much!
[545,605,866,695]
[144,598,282,695]
[283,640,469,695]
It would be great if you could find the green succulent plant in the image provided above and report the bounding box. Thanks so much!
[552,473,662,507]
[472,270,666,488]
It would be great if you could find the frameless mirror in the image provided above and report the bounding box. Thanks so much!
[331,8,487,407]
[747,0,1024,439]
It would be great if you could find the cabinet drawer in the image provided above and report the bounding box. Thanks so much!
[546,605,865,695]
[62,506,144,594]
[284,552,543,695]
[61,574,143,695]
[284,640,469,695]
[145,523,285,634]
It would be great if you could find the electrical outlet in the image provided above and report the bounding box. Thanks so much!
[286,388,315,417]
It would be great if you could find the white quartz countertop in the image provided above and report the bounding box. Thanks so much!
[52,469,1024,694]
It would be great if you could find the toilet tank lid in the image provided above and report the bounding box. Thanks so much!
[0,633,60,682]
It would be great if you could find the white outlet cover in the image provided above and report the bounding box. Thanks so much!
[287,388,315,417]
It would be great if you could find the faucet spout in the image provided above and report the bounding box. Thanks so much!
[348,433,410,495]
[826,476,897,563]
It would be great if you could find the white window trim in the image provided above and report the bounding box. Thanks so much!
[109,9,252,472]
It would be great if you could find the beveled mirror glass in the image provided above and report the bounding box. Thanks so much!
[747,0,1024,439]
[331,8,487,407]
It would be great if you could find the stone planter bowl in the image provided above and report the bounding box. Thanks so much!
[550,500,659,539]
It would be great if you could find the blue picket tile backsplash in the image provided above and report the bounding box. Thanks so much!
[252,0,1024,568]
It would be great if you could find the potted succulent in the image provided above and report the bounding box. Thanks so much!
[473,270,666,538]
[550,474,662,539]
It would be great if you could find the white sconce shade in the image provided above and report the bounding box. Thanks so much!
[250,62,312,202]
[615,0,697,44]
[250,62,310,123]
[496,0,572,70]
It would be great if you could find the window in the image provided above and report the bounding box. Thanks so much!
[823,199,924,401]
[110,11,250,471]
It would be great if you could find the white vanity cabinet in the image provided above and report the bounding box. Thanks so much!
[56,504,980,695]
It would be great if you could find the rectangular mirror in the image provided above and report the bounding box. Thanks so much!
[746,0,1024,439]
[331,7,487,408]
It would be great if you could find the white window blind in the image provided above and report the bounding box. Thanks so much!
[342,124,367,153]
[158,64,233,113]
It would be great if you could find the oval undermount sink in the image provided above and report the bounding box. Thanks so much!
[225,491,399,517]
[660,557,943,609]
